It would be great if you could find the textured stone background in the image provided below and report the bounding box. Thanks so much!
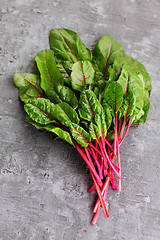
[0,0,160,239]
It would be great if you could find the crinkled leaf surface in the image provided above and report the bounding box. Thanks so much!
[109,56,151,122]
[49,28,92,63]
[89,122,101,140]
[116,65,129,94]
[24,98,57,125]
[103,82,124,112]
[46,84,78,109]
[56,62,71,85]
[136,73,151,123]
[54,102,79,127]
[69,123,90,147]
[93,34,125,77]
[79,90,107,138]
[94,111,107,138]
[116,56,152,95]
[127,68,144,111]
[102,103,112,130]
[118,91,136,120]
[26,116,74,146]
[71,61,95,91]
[14,73,44,103]
[78,90,101,121]
[108,60,146,122]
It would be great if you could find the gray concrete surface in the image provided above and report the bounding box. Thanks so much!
[0,0,160,239]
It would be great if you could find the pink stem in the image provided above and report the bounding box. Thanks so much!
[114,112,117,156]
[119,104,130,140]
[119,118,132,146]
[116,136,121,192]
[99,139,121,179]
[90,170,109,218]
[92,204,100,225]
[110,170,117,190]
[89,142,102,156]
[93,155,116,213]
[76,144,103,187]
[90,148,103,179]
[87,184,96,193]
[105,138,114,151]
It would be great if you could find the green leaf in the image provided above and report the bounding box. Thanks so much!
[35,49,64,91]
[103,82,124,112]
[14,73,44,103]
[102,103,112,130]
[78,90,107,138]
[116,56,152,95]
[118,91,136,120]
[35,50,78,109]
[78,90,101,121]
[128,68,144,111]
[47,84,78,109]
[109,56,151,122]
[132,108,144,123]
[93,34,125,77]
[54,102,79,127]
[24,98,57,125]
[56,62,71,85]
[116,65,129,94]
[49,28,92,63]
[137,99,150,123]
[25,116,74,146]
[136,73,151,123]
[89,122,101,140]
[94,110,107,138]
[69,123,90,147]
[71,61,95,91]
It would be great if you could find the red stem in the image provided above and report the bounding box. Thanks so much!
[105,138,114,151]
[99,139,121,179]
[90,147,103,179]
[119,118,132,146]
[114,112,117,156]
[87,184,96,193]
[90,170,109,218]
[119,105,130,140]
[75,144,103,187]
[93,155,116,213]
[116,136,121,192]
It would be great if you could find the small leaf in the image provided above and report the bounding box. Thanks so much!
[49,28,92,63]
[71,61,95,91]
[69,123,90,147]
[93,34,125,77]
[14,73,44,103]
[24,98,56,125]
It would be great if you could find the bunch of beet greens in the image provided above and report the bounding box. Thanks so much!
[14,28,152,225]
